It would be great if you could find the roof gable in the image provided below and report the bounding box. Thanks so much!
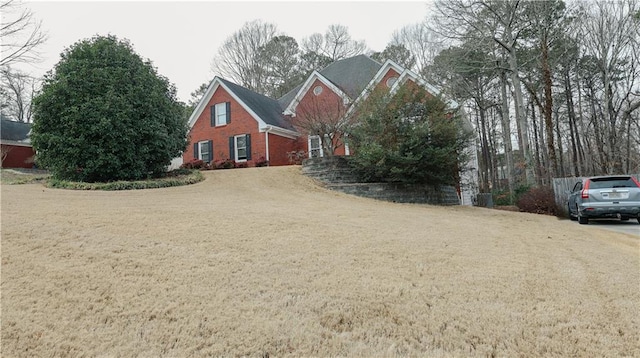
[283,71,351,116]
[341,59,459,119]
[218,78,295,131]
[188,77,295,132]
[390,70,459,108]
[278,55,383,111]
[318,55,382,99]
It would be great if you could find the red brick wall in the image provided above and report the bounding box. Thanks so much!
[267,133,300,166]
[290,79,349,156]
[1,144,35,168]
[375,68,401,92]
[183,84,300,167]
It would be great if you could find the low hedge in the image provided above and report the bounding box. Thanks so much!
[45,169,204,190]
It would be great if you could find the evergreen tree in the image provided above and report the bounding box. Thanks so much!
[31,35,188,182]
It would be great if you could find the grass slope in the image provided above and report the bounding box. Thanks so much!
[1,166,638,357]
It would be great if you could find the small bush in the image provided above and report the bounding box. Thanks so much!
[255,156,269,167]
[213,159,235,169]
[516,186,560,216]
[180,159,207,170]
[287,150,306,165]
[45,169,204,190]
[493,184,531,206]
[234,162,248,169]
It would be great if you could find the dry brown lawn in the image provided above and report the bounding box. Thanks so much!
[2,166,639,357]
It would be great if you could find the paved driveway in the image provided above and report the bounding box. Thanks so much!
[585,219,640,236]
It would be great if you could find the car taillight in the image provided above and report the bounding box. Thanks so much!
[632,177,640,188]
[581,180,590,199]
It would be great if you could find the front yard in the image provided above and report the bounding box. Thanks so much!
[1,166,638,357]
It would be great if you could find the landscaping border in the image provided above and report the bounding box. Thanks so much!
[302,156,460,205]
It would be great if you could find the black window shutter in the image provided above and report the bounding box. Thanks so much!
[193,143,199,159]
[246,134,251,160]
[208,140,213,162]
[229,137,235,161]
[226,102,231,124]
[210,106,216,126]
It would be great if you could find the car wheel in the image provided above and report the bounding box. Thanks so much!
[568,204,577,221]
[577,205,588,225]
[578,213,589,225]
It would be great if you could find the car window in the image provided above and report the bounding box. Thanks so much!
[572,182,582,192]
[589,177,636,189]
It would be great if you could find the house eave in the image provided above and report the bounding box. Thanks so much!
[0,140,32,147]
[284,71,352,115]
[187,77,268,130]
[261,125,299,139]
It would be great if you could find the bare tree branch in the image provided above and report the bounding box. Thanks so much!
[0,0,47,66]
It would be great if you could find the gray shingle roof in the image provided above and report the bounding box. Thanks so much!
[277,83,302,108]
[218,78,295,131]
[276,55,383,109]
[319,55,382,99]
[1,119,31,141]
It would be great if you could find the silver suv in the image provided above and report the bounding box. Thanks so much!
[567,175,640,225]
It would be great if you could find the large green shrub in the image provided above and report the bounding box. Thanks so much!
[348,86,473,186]
[31,35,188,182]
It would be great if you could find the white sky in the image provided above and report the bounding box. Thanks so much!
[17,1,433,102]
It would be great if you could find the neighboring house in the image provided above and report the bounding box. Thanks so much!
[1,118,35,169]
[183,54,479,204]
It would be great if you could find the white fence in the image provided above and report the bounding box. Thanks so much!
[552,174,640,208]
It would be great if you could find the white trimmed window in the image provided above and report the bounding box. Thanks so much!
[193,140,212,163]
[308,135,323,158]
[230,134,251,162]
[211,102,230,126]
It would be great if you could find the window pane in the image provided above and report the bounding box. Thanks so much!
[215,103,227,126]
[199,142,210,162]
[237,136,246,147]
[199,142,208,154]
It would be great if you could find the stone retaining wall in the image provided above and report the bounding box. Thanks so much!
[302,156,460,205]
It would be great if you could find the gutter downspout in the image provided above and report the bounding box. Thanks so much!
[265,126,271,164]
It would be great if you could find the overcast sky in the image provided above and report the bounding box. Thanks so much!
[17,1,433,102]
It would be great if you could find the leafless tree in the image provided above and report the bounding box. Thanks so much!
[1,145,12,165]
[0,66,39,122]
[390,22,445,75]
[290,95,352,156]
[1,0,47,66]
[431,0,536,185]
[211,20,279,94]
[578,0,639,174]
[302,24,367,61]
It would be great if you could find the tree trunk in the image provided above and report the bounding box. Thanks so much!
[478,102,493,192]
[531,100,543,186]
[541,35,558,179]
[587,81,607,174]
[499,70,515,200]
[564,69,580,177]
[554,108,565,178]
[507,47,535,185]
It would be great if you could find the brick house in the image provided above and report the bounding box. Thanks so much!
[1,118,36,169]
[183,55,446,166]
[182,55,479,204]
